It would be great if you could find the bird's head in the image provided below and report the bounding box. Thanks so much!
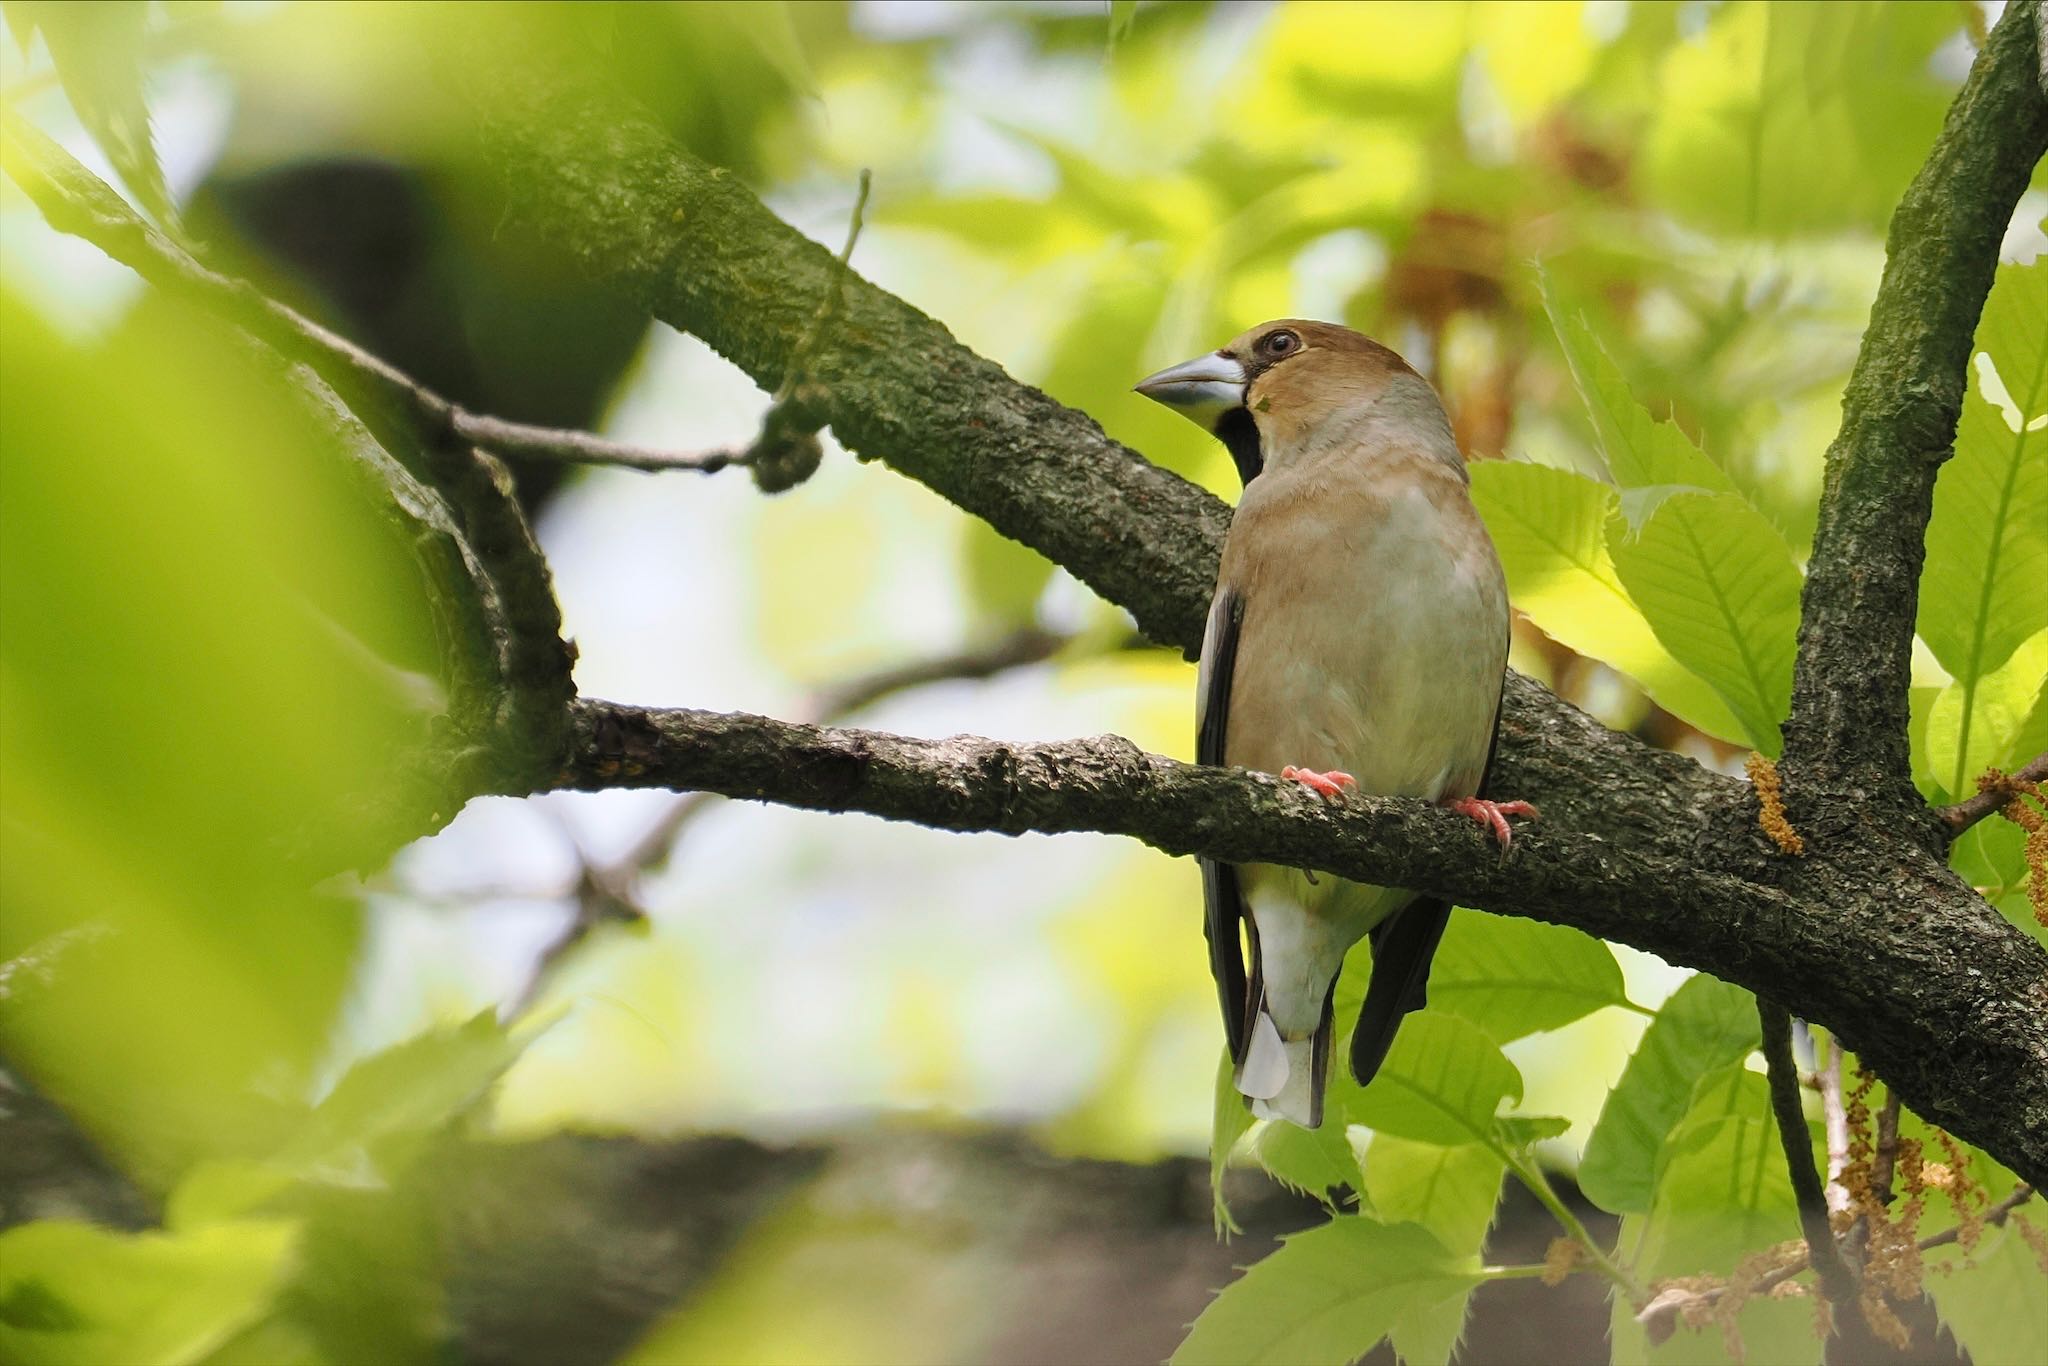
[1134,320,1438,486]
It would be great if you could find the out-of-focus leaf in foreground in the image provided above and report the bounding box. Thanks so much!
[0,289,438,1183]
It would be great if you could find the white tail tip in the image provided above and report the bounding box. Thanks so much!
[1237,1010,1320,1127]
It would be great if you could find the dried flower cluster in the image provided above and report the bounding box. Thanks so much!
[1745,753,1805,856]
[1979,767,2048,926]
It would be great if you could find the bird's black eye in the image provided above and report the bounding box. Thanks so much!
[1261,330,1299,358]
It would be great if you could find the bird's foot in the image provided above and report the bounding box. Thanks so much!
[1445,796,1539,848]
[1281,766,1357,801]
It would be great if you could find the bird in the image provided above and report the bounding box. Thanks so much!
[1135,319,1533,1129]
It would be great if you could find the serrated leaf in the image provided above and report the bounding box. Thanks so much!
[1926,629,2048,800]
[1252,1118,1362,1207]
[1211,1045,1255,1236]
[1469,461,1748,742]
[1608,491,1802,754]
[274,1009,532,1176]
[5,1,176,226]
[1918,259,2048,719]
[1171,1219,1481,1366]
[1618,1117,1814,1366]
[1539,267,1737,499]
[1360,1135,1506,1258]
[1929,1223,2048,1366]
[0,1218,297,1366]
[1493,1114,1572,1150]
[1425,909,1629,1043]
[1580,976,1759,1216]
[1351,1012,1523,1148]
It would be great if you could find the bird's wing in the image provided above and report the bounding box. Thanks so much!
[1348,630,1510,1086]
[1198,586,1251,1062]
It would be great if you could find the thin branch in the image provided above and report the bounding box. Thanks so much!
[1780,1,2048,800]
[1817,1033,1854,1216]
[1758,999,1862,1323]
[1936,750,2048,834]
[1636,1184,2036,1341]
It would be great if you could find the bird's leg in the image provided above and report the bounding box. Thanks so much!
[1281,766,1357,801]
[1445,796,1539,848]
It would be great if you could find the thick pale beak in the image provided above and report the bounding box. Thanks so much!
[1134,351,1246,427]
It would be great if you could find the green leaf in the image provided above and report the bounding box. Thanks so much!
[1580,976,1759,1216]
[1493,1114,1573,1150]
[1211,1046,1255,1236]
[1469,461,1748,742]
[1425,909,1629,1043]
[1171,1219,1481,1366]
[274,1009,532,1176]
[1916,264,2048,696]
[1359,1136,1505,1257]
[3,1,176,226]
[1926,629,2048,800]
[1608,491,1802,754]
[1359,1130,1507,1366]
[1930,1223,2048,1366]
[1619,1117,1813,1366]
[1640,1,1954,236]
[1106,0,1138,48]
[0,1219,296,1366]
[1251,1119,1362,1207]
[1350,1012,1523,1148]
[1539,268,1738,499]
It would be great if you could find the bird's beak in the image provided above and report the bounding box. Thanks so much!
[1134,351,1247,427]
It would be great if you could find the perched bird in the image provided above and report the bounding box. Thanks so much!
[1136,320,1533,1128]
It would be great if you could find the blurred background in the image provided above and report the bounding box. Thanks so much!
[3,2,2041,1363]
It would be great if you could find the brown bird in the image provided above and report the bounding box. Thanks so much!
[1137,320,1533,1128]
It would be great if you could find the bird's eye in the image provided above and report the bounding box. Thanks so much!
[1262,330,1299,358]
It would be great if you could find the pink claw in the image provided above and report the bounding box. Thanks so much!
[1282,765,1357,801]
[1446,796,1540,848]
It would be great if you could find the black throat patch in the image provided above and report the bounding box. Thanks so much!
[1213,407,1262,487]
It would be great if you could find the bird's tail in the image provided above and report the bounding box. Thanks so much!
[1349,898,1452,1086]
[1234,992,1335,1129]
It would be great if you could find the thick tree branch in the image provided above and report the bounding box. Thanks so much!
[554,699,2048,1186]
[1781,1,2048,807]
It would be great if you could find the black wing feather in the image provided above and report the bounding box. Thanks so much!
[1198,588,1251,1063]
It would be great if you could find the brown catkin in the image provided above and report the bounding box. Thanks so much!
[1746,753,1805,855]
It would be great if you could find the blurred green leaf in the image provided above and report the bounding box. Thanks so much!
[1426,909,1629,1043]
[1106,0,1137,49]
[1580,976,1758,1216]
[1642,1,1954,237]
[1541,269,1738,502]
[1,289,434,1180]
[1171,1218,1480,1366]
[1359,1134,1503,1257]
[276,1009,531,1176]
[1930,1223,2048,1366]
[1918,261,2048,698]
[1469,461,1748,742]
[1608,492,1802,755]
[1926,629,2048,800]
[1350,1012,1523,1148]
[0,1219,296,1366]
[3,1,175,225]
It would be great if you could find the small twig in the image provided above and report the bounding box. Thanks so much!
[1502,1148,1643,1302]
[1872,1091,1905,1205]
[0,111,744,479]
[1635,1183,2036,1340]
[1817,1033,1854,1215]
[1937,751,2048,834]
[1758,999,1862,1322]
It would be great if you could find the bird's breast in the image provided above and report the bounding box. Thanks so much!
[1220,471,1506,802]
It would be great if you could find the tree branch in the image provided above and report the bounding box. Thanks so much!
[551,698,2048,1187]
[1936,751,2048,835]
[1758,1000,1861,1325]
[1780,1,2048,807]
